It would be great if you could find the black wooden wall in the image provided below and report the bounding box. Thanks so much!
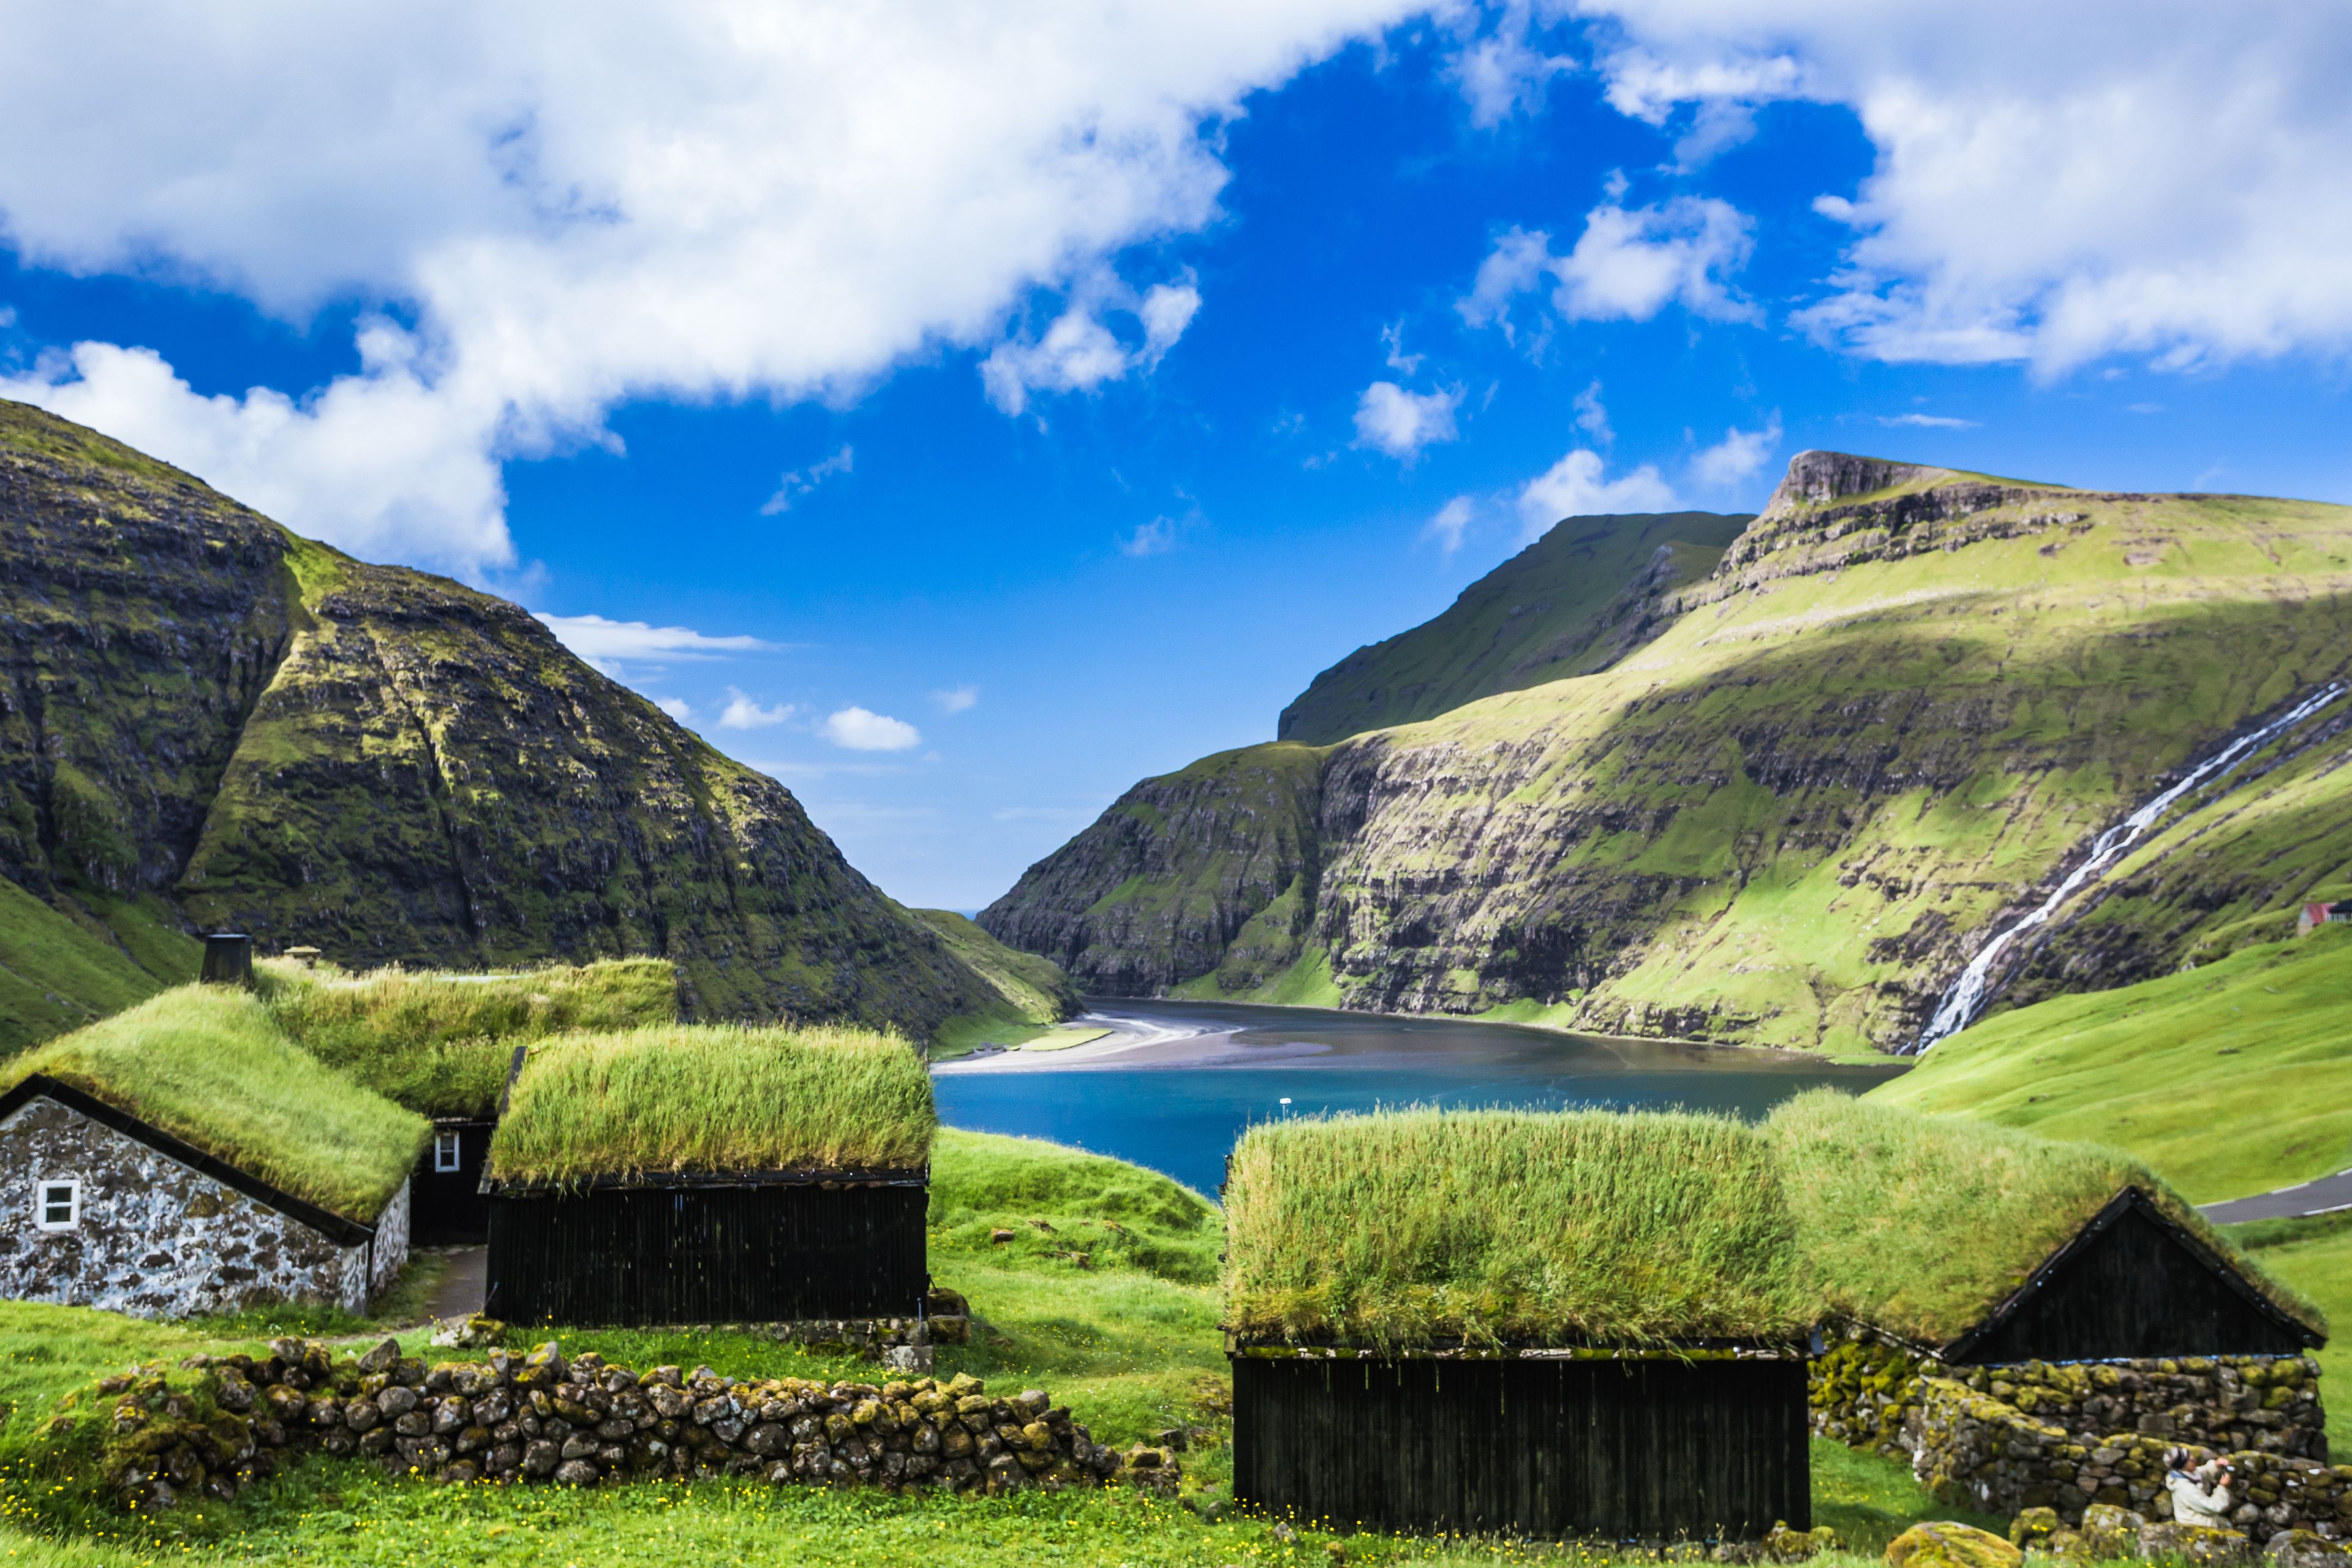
[1958,1200,2316,1364]
[412,1119,497,1246]
[484,1183,927,1326]
[1232,1354,1810,1540]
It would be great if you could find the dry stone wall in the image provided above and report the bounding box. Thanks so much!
[1810,1335,2326,1462]
[98,1335,1157,1510]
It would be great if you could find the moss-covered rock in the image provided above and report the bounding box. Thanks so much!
[1887,1522,2024,1568]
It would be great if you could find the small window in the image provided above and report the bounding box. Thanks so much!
[434,1131,462,1173]
[36,1179,78,1231]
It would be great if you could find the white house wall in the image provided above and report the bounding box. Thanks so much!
[0,1098,381,1317]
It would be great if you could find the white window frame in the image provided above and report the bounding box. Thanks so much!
[34,1177,79,1232]
[433,1130,462,1173]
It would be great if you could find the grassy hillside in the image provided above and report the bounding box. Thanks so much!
[911,907,1088,1056]
[991,451,2352,1056]
[0,398,1005,1049]
[1280,510,1749,744]
[1872,924,2352,1202]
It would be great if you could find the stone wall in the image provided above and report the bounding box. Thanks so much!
[97,1335,1159,1510]
[1810,1334,2327,1463]
[1907,1376,2352,1537]
[0,1097,401,1316]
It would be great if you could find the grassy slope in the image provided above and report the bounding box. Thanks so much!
[486,1024,933,1184]
[1768,1090,2316,1344]
[2226,1212,2352,1458]
[1224,1107,1813,1348]
[0,1129,1972,1567]
[0,880,199,1057]
[1278,510,1751,745]
[0,987,424,1221]
[1871,925,2352,1203]
[911,909,1085,1059]
[260,957,677,1118]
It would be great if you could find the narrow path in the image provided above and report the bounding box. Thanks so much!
[2200,1171,2352,1224]
[424,1245,486,1318]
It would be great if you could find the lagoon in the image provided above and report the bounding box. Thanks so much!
[931,997,1904,1197]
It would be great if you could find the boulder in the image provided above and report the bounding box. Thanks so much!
[2081,1505,2150,1559]
[1762,1522,1841,1562]
[2011,1510,2064,1550]
[2266,1531,2348,1568]
[1885,1522,2024,1568]
[2139,1524,2253,1565]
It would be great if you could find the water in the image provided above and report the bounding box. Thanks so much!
[1910,681,2348,1054]
[932,998,1903,1196]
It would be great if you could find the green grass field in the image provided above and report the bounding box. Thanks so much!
[1872,924,2352,1203]
[0,1125,1987,1568]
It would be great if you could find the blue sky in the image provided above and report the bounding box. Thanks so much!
[4,3,2351,908]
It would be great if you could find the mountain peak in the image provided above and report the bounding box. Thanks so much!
[1762,451,1951,515]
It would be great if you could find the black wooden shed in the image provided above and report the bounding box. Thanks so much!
[412,1115,499,1246]
[478,1027,935,1327]
[1766,1092,2326,1364]
[1222,1108,1816,1541]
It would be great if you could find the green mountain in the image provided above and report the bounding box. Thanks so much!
[983,451,2352,1057]
[1278,510,1750,744]
[0,399,1015,1049]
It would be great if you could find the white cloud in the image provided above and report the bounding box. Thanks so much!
[1879,412,1980,429]
[1517,448,1676,540]
[534,612,774,662]
[1422,496,1475,555]
[1448,9,1575,130]
[931,685,980,714]
[1354,380,1462,461]
[979,276,1200,416]
[1572,379,1611,441]
[0,0,1421,571]
[1119,517,1182,557]
[759,444,853,516]
[1458,198,1756,334]
[1690,417,1781,488]
[655,696,693,722]
[718,687,795,729]
[823,706,922,752]
[1577,1,2352,372]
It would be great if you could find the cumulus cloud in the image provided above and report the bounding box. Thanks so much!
[1690,417,1781,488]
[979,276,1201,416]
[930,685,980,714]
[760,445,853,516]
[1462,198,1757,333]
[655,696,693,722]
[0,0,1421,571]
[718,687,796,729]
[1422,496,1476,555]
[534,612,775,662]
[1120,517,1183,556]
[1575,0,2352,372]
[1517,448,1676,539]
[1879,412,1979,429]
[1354,381,1463,461]
[1446,4,1574,129]
[823,706,922,752]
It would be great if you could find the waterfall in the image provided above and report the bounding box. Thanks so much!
[1907,682,2348,1055]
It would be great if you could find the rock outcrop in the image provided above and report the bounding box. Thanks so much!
[0,399,1000,1042]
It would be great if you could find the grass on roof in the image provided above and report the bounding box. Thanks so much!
[1,986,425,1223]
[1222,1106,1814,1350]
[486,1023,934,1187]
[259,957,676,1117]
[1767,1088,2323,1347]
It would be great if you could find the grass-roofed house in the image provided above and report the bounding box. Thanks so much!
[260,957,677,1246]
[1223,1107,1817,1541]
[0,987,426,1316]
[482,1023,933,1326]
[1773,1093,2329,1479]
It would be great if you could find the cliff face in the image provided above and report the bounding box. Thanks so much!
[987,451,2352,1055]
[0,400,1000,1045]
[1278,510,1749,745]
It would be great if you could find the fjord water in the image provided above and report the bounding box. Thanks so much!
[930,998,1904,1197]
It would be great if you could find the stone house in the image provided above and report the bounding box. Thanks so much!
[0,1073,409,1317]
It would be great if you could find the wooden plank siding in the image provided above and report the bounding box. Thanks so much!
[1232,1354,1811,1540]
[484,1184,927,1326]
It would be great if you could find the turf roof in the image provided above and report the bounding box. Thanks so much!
[1768,1090,2324,1347]
[260,957,677,1118]
[1,985,426,1223]
[1222,1106,1815,1350]
[484,1023,934,1188]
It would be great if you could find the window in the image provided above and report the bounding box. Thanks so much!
[434,1131,462,1173]
[36,1178,78,1231]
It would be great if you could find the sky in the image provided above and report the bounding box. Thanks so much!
[4,1,2352,910]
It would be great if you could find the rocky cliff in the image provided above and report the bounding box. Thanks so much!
[0,400,1003,1046]
[1278,510,1749,745]
[985,452,2352,1055]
